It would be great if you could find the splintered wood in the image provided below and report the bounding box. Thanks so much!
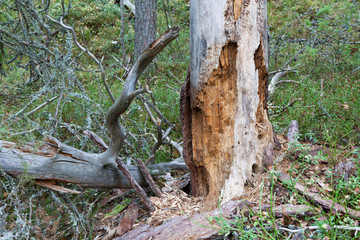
[146,190,203,226]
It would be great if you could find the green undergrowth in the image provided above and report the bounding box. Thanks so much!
[213,142,360,239]
[268,0,360,145]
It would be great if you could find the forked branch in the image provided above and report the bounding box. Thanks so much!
[103,26,180,164]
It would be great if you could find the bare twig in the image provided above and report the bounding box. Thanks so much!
[272,98,301,116]
[25,95,59,116]
[47,16,115,102]
[83,130,109,152]
[145,123,163,165]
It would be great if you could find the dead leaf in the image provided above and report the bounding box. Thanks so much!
[282,214,291,226]
[116,202,139,236]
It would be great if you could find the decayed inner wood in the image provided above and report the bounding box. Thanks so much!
[234,0,242,20]
[191,42,238,205]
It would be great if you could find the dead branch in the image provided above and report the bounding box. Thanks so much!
[135,158,162,197]
[115,0,136,15]
[242,203,316,219]
[272,98,301,116]
[115,200,319,239]
[145,123,163,165]
[0,28,181,194]
[83,130,109,152]
[279,225,360,234]
[25,95,60,116]
[268,70,289,96]
[116,158,155,211]
[84,125,163,198]
[0,140,146,188]
[102,26,180,165]
[116,200,247,240]
[276,171,360,219]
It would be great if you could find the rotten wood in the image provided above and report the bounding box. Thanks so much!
[180,68,197,195]
[276,171,360,219]
[116,201,139,236]
[185,0,274,209]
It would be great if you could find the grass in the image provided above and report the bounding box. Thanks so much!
[268,0,360,145]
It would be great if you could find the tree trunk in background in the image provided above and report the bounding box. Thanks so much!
[181,0,274,210]
[134,0,157,59]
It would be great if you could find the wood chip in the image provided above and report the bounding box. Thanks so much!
[35,180,81,194]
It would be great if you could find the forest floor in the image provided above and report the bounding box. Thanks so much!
[89,133,360,239]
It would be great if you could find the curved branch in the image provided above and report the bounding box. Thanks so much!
[103,27,180,161]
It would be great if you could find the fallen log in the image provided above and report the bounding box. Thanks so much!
[114,200,318,239]
[0,140,187,189]
[116,200,246,240]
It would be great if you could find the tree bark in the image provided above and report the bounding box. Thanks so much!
[182,0,273,209]
[134,0,157,59]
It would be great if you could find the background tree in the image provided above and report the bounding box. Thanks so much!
[134,0,157,59]
[182,0,274,209]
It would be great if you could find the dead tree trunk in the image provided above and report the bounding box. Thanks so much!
[181,0,274,209]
